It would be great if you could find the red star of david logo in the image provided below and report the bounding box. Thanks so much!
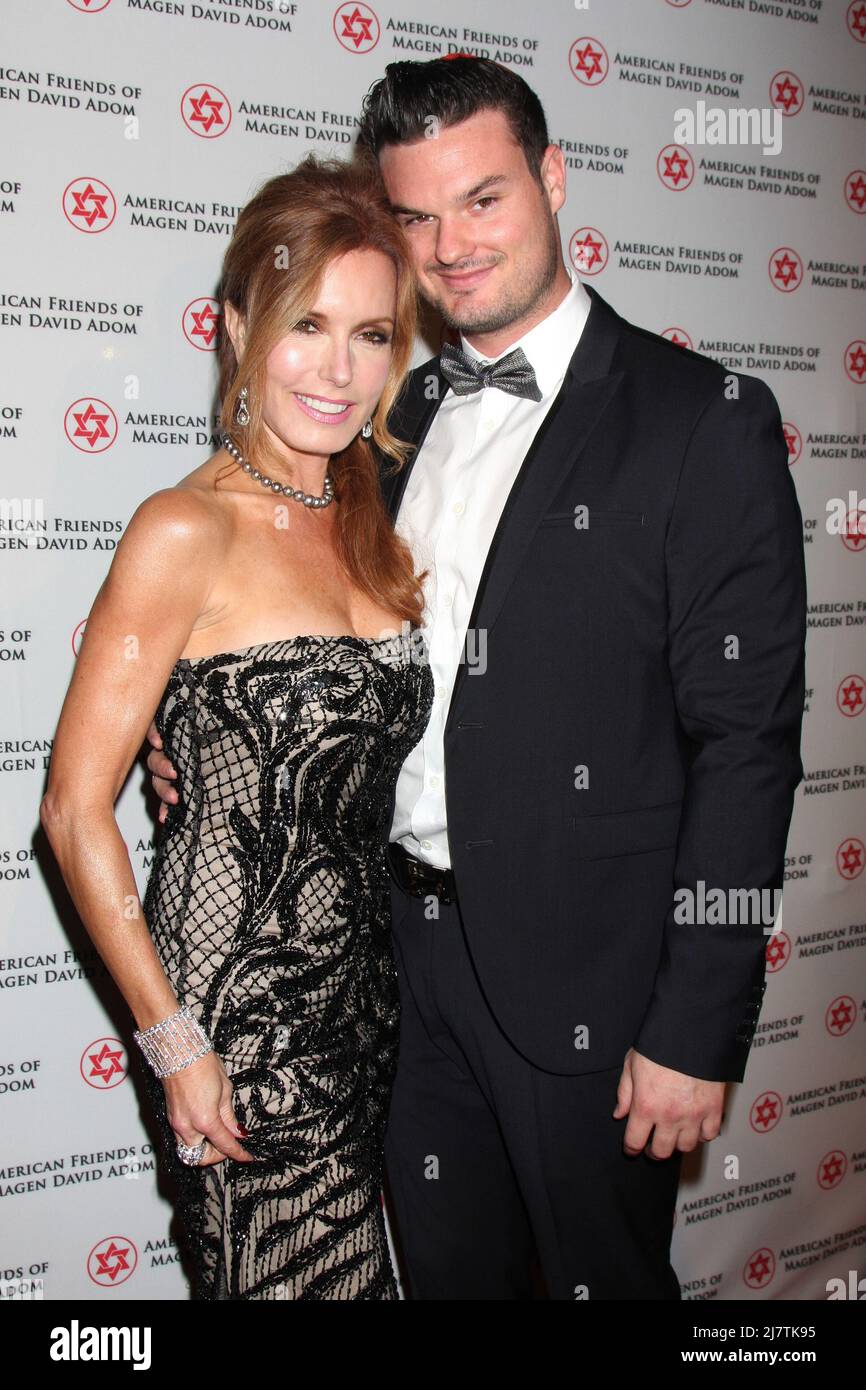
[188,89,225,134]
[846,172,866,211]
[93,1241,131,1281]
[189,303,218,347]
[782,423,801,463]
[818,1151,846,1188]
[86,1042,125,1085]
[667,331,687,346]
[660,148,692,187]
[826,996,856,1034]
[62,178,116,234]
[846,342,866,380]
[744,1248,774,1287]
[72,402,111,447]
[838,675,865,715]
[842,510,866,550]
[570,228,607,274]
[771,250,800,289]
[340,5,375,46]
[848,2,866,41]
[750,1092,782,1131]
[837,838,864,877]
[772,74,802,114]
[766,931,789,968]
[69,183,110,229]
[570,40,607,84]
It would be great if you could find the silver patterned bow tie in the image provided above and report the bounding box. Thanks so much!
[439,341,542,402]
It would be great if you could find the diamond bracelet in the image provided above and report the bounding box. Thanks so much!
[133,1004,213,1078]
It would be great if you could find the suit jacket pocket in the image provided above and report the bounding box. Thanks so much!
[538,508,646,527]
[572,799,682,860]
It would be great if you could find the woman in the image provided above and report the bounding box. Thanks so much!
[40,154,434,1300]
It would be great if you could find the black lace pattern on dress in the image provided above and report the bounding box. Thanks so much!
[141,633,433,1300]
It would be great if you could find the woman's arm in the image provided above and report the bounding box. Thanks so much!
[40,487,253,1165]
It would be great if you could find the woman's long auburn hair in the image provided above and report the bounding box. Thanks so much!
[215,153,426,630]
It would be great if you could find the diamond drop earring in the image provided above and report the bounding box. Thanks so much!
[361,419,373,439]
[235,385,250,427]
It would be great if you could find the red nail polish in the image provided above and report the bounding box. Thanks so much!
[237,1124,249,1136]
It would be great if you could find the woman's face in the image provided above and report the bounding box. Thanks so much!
[232,247,397,465]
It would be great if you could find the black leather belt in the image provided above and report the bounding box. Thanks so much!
[385,841,457,905]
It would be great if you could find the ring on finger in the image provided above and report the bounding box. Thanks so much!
[177,1136,208,1166]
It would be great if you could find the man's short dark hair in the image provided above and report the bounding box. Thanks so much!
[357,57,550,188]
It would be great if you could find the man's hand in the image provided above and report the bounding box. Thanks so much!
[613,1047,726,1158]
[145,719,178,824]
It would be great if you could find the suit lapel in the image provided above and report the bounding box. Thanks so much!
[383,285,627,727]
[381,361,449,520]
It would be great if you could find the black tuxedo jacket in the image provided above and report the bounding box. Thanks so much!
[379,284,807,1083]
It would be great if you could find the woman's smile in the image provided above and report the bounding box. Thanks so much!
[293,391,355,424]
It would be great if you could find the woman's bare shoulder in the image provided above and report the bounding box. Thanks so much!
[121,482,229,572]
[128,452,237,544]
[129,484,220,530]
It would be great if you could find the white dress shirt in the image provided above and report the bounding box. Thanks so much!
[390,265,592,869]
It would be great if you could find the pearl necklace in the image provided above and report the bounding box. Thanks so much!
[220,431,335,509]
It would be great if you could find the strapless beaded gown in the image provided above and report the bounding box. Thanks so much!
[140,632,433,1300]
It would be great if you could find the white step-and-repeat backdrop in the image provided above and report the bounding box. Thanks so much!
[1,0,864,1300]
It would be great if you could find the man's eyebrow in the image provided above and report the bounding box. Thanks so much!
[390,173,509,218]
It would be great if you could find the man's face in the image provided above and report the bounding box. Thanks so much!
[378,107,565,339]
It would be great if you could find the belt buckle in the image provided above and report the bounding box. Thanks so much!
[404,852,452,905]
[430,868,452,906]
[404,855,427,898]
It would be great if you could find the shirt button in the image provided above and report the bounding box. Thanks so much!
[435,684,446,698]
[483,419,495,434]
[443,593,453,607]
[452,500,465,515]
[429,774,441,790]
[421,839,432,850]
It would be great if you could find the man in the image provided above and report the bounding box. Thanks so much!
[146,58,807,1298]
